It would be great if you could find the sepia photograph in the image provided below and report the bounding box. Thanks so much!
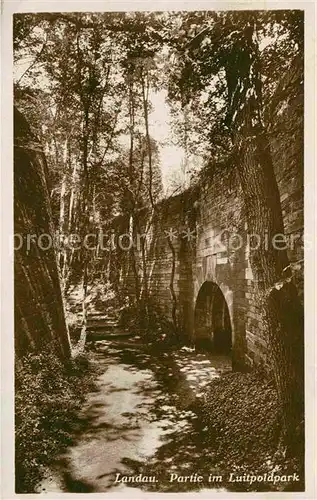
[4,2,313,496]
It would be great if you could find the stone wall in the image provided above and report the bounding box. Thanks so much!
[110,68,303,371]
[139,130,303,368]
[116,112,303,371]
[14,107,71,359]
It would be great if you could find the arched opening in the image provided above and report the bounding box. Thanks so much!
[194,281,232,354]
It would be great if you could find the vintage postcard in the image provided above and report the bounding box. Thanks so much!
[1,0,316,498]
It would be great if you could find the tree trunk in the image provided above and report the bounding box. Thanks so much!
[127,77,140,303]
[76,103,91,352]
[223,21,304,455]
[78,262,89,350]
[57,137,68,273]
[129,214,140,302]
[68,160,78,233]
[140,70,156,320]
[141,70,155,208]
[166,236,178,330]
[58,172,67,272]
[236,128,304,454]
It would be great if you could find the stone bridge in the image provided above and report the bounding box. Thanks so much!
[116,134,303,371]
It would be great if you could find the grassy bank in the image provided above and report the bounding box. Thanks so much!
[15,343,96,493]
[197,371,304,492]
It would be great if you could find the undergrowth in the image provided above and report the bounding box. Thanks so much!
[197,372,304,491]
[15,342,96,493]
[118,297,181,348]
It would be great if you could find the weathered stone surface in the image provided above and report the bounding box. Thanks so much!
[117,102,303,371]
[14,107,71,359]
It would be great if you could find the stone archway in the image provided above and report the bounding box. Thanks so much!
[194,281,232,354]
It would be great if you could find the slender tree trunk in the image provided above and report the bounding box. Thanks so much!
[68,161,78,233]
[78,261,89,349]
[129,214,140,302]
[166,236,178,330]
[140,70,156,320]
[57,139,68,271]
[141,70,155,208]
[77,105,90,351]
[60,139,74,291]
[58,172,67,271]
[127,77,140,303]
[61,157,77,294]
[139,230,149,316]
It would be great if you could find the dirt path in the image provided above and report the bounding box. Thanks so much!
[37,342,231,494]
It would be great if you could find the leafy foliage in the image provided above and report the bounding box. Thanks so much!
[14,12,165,304]
[197,372,303,491]
[119,297,180,348]
[15,343,96,492]
[166,10,303,160]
